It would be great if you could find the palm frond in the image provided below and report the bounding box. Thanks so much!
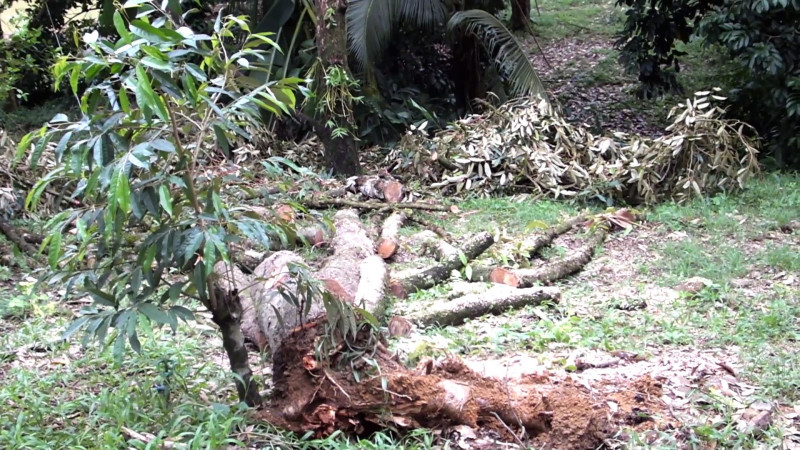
[347,0,397,69]
[395,0,447,26]
[448,9,549,102]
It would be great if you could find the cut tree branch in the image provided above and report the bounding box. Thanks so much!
[377,211,406,259]
[406,285,560,327]
[390,231,494,298]
[473,226,609,287]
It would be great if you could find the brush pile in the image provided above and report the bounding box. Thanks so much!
[392,89,760,204]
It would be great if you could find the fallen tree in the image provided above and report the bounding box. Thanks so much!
[207,203,635,448]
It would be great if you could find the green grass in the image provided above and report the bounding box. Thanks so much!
[456,197,584,234]
[533,0,625,41]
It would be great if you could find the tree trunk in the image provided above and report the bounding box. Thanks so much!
[206,282,263,407]
[510,0,531,31]
[314,0,361,176]
[452,33,485,114]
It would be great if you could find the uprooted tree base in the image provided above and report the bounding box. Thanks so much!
[255,319,674,449]
[211,202,653,448]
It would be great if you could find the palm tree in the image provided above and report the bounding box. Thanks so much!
[346,0,547,101]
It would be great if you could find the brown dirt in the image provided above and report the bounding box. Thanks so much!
[255,318,676,449]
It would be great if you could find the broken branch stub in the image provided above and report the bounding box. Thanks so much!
[377,211,406,259]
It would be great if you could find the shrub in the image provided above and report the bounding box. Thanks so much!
[616,0,800,168]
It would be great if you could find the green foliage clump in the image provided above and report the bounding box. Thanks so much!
[616,0,800,167]
[697,0,800,167]
[14,1,304,357]
[0,15,55,109]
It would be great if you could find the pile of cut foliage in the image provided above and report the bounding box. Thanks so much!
[392,89,760,204]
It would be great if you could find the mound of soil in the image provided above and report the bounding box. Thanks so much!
[254,318,675,449]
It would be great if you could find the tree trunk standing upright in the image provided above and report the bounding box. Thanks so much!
[313,0,362,176]
[452,34,486,114]
[510,0,531,31]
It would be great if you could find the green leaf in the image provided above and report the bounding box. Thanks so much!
[129,331,141,353]
[48,232,62,269]
[159,185,173,217]
[118,86,131,113]
[135,65,169,121]
[141,56,173,72]
[202,235,216,276]
[84,283,118,307]
[13,132,34,165]
[70,65,81,95]
[142,245,157,273]
[113,331,126,361]
[62,316,90,341]
[170,305,194,322]
[138,302,170,325]
[116,169,131,214]
[130,19,183,44]
[113,10,131,42]
[183,228,204,263]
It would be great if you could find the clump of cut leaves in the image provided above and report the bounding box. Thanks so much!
[393,89,760,204]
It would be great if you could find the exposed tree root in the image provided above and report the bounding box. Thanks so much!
[389,232,495,298]
[256,321,622,449]
[406,285,561,327]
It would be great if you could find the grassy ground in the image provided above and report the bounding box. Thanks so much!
[2,1,797,449]
[2,174,797,449]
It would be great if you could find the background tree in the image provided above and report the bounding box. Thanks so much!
[616,0,800,168]
[510,0,531,30]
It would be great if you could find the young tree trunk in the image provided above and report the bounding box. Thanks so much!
[314,0,361,176]
[510,0,531,31]
[206,282,263,407]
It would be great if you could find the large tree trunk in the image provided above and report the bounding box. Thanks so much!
[314,0,361,176]
[510,0,531,31]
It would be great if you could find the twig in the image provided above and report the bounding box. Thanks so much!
[491,412,526,448]
[323,369,351,400]
[405,211,452,241]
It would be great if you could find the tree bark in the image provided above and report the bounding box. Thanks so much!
[377,212,406,259]
[452,33,485,114]
[510,0,531,31]
[314,0,361,176]
[389,232,494,298]
[206,282,263,406]
[407,285,561,327]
